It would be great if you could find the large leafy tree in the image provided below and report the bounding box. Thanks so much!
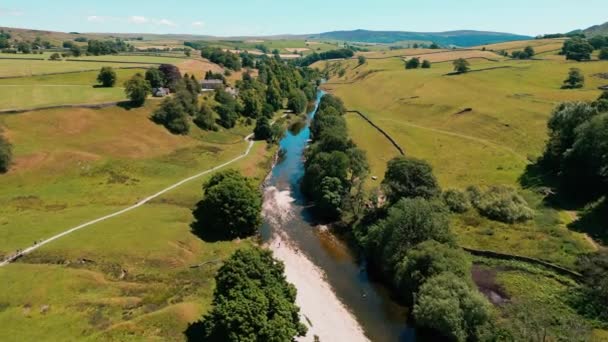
[192,170,262,240]
[364,198,453,276]
[453,58,470,73]
[150,97,190,135]
[413,273,491,342]
[562,68,585,89]
[190,248,307,341]
[562,38,594,61]
[382,156,441,203]
[124,73,151,107]
[145,68,165,88]
[287,89,307,114]
[158,64,182,91]
[96,66,116,87]
[394,240,471,302]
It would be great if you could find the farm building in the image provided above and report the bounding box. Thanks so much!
[152,87,170,97]
[201,79,224,90]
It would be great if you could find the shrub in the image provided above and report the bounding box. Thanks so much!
[470,186,534,223]
[453,58,470,73]
[0,135,12,173]
[191,170,262,240]
[49,52,62,61]
[414,273,491,342]
[562,68,585,89]
[442,189,471,213]
[194,102,218,131]
[394,240,471,301]
[421,60,431,68]
[599,47,608,61]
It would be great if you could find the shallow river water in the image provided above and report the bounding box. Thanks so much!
[261,91,415,341]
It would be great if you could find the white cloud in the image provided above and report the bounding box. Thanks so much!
[0,8,23,16]
[192,21,205,28]
[128,16,149,24]
[87,15,106,23]
[157,19,176,27]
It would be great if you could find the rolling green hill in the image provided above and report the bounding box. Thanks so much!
[584,21,608,37]
[310,29,532,47]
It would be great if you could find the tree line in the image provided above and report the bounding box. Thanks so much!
[561,35,608,61]
[296,48,355,67]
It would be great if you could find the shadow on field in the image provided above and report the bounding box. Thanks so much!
[569,198,608,245]
[520,162,608,245]
[183,320,205,341]
[189,204,232,243]
[116,101,139,111]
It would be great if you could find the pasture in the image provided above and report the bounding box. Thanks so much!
[320,51,608,266]
[0,98,275,340]
[0,69,147,110]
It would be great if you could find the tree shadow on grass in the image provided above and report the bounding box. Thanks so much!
[183,320,206,341]
[116,101,139,111]
[189,204,234,243]
[569,198,608,245]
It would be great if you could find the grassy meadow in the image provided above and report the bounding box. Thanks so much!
[0,94,275,340]
[319,50,608,266]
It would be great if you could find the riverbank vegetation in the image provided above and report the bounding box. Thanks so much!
[186,247,307,341]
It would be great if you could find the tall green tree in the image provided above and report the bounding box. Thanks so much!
[405,57,421,69]
[562,38,594,61]
[145,68,165,88]
[382,156,441,203]
[287,90,307,114]
[562,68,585,89]
[192,170,262,240]
[0,135,12,174]
[97,66,117,87]
[453,58,470,73]
[124,73,151,107]
[190,248,307,341]
[150,97,190,135]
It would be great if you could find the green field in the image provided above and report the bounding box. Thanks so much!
[320,52,607,266]
[0,69,148,110]
[0,98,275,340]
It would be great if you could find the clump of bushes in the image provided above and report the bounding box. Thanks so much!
[468,185,534,223]
[442,189,471,213]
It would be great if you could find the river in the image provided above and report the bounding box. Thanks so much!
[261,91,415,341]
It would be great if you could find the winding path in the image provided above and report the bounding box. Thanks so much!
[0,135,255,267]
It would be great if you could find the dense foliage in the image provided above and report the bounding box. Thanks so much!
[302,94,368,219]
[124,73,151,107]
[382,156,441,203]
[150,75,201,134]
[200,47,242,71]
[467,186,534,223]
[192,170,262,240]
[561,38,594,61]
[562,68,585,89]
[145,68,165,88]
[158,64,183,91]
[452,58,470,73]
[296,48,355,67]
[541,98,608,196]
[577,251,608,320]
[405,57,421,69]
[191,248,307,341]
[0,135,12,173]
[86,39,130,55]
[442,189,472,213]
[511,46,535,59]
[414,273,491,342]
[96,66,116,87]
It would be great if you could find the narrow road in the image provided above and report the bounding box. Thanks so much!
[0,135,255,267]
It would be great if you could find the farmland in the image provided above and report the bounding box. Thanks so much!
[0,97,276,340]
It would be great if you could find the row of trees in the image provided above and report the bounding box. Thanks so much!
[296,48,355,67]
[405,57,431,69]
[511,46,535,59]
[200,47,242,71]
[354,156,494,341]
[301,94,369,220]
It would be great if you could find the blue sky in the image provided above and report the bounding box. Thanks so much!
[0,0,606,37]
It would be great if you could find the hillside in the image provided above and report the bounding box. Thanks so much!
[584,21,608,37]
[310,29,531,47]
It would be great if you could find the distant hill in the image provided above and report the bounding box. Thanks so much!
[583,22,608,37]
[309,29,531,47]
